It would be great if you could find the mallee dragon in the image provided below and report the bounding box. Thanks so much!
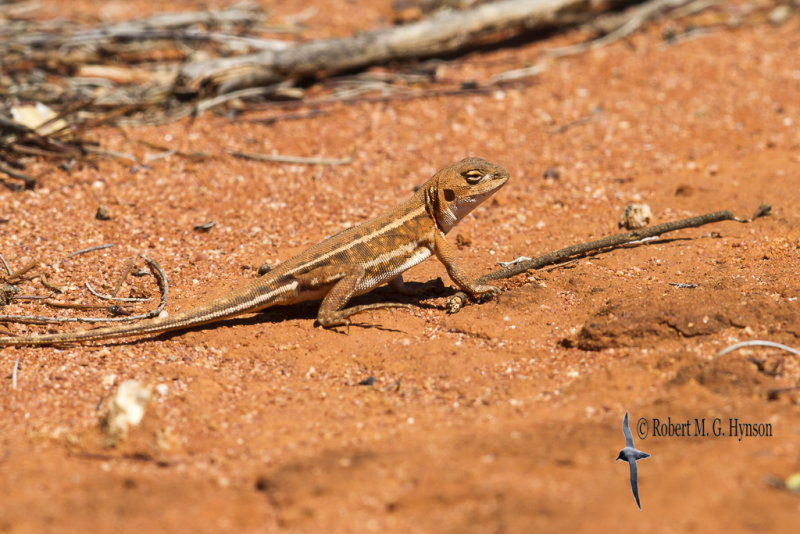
[0,157,509,346]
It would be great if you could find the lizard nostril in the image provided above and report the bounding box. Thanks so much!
[443,189,456,201]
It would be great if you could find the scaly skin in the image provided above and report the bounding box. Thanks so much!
[0,157,509,346]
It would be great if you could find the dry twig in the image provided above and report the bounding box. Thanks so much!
[716,340,800,358]
[448,205,771,312]
[11,357,20,390]
[546,0,693,57]
[111,257,137,298]
[66,243,114,259]
[227,149,354,166]
[177,0,628,94]
[4,261,38,283]
[85,281,150,303]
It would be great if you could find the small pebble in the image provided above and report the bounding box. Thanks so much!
[768,5,791,26]
[95,205,111,220]
[543,167,560,180]
[618,203,652,229]
[104,380,152,445]
[194,221,215,232]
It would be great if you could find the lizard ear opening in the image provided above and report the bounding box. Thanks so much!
[443,189,456,202]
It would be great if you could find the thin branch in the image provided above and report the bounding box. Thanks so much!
[85,281,150,303]
[550,115,596,134]
[83,146,141,164]
[546,0,692,57]
[111,257,137,298]
[233,109,331,125]
[246,85,492,113]
[487,64,545,85]
[5,261,38,282]
[657,26,714,49]
[486,209,763,282]
[12,294,56,301]
[8,143,79,159]
[0,161,37,188]
[135,139,212,161]
[448,206,771,312]
[38,273,65,293]
[11,356,20,390]
[195,84,290,115]
[716,341,800,358]
[43,300,115,310]
[66,243,114,258]
[227,149,354,166]
[0,255,11,276]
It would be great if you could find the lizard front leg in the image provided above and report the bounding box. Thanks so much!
[294,265,411,328]
[434,231,500,302]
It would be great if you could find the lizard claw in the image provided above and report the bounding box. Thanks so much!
[474,285,501,303]
[447,285,500,314]
[477,292,499,304]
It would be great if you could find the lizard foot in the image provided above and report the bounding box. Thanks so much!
[447,285,500,314]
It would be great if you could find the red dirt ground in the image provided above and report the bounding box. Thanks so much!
[1,1,799,532]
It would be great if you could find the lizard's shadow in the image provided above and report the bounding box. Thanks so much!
[106,282,448,345]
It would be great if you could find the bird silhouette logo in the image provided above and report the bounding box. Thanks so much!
[616,412,650,510]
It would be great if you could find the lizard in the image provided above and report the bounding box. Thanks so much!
[0,157,509,346]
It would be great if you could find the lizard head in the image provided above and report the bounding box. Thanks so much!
[430,157,509,233]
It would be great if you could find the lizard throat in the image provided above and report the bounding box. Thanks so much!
[436,190,494,233]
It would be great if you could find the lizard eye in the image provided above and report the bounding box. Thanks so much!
[463,170,484,184]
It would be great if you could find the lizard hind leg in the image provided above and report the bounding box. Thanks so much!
[295,265,412,328]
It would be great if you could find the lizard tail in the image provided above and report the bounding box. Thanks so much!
[0,313,207,346]
[0,276,291,346]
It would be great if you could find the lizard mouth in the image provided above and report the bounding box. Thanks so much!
[447,186,498,223]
